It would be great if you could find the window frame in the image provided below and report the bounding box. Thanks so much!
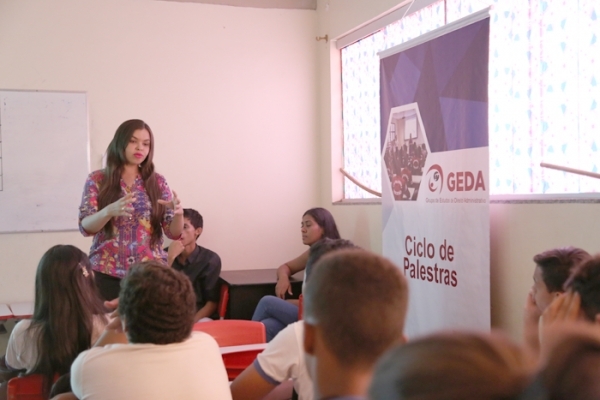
[332,0,600,203]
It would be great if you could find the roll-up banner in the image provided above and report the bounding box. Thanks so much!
[380,9,491,338]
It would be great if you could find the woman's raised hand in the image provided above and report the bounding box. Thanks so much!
[107,193,136,218]
[158,190,183,215]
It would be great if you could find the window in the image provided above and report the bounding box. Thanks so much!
[340,0,599,199]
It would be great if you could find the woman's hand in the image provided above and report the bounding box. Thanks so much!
[105,193,136,218]
[94,299,128,347]
[275,275,292,299]
[161,191,184,238]
[104,299,122,332]
[158,190,183,215]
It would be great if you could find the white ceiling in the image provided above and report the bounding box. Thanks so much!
[156,0,317,10]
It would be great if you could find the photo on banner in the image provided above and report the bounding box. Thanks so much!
[380,10,491,338]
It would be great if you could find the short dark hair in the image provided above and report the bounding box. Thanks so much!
[305,238,358,282]
[564,254,600,322]
[118,261,196,344]
[533,247,590,292]
[304,249,408,367]
[369,331,534,400]
[183,208,203,229]
[303,208,340,241]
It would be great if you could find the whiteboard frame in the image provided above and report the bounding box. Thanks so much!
[0,89,90,233]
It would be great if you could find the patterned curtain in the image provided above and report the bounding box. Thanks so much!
[488,0,599,194]
[341,0,599,198]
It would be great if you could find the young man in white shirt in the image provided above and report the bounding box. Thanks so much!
[68,261,232,400]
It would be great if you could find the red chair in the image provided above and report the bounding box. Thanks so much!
[7,374,46,400]
[218,283,229,320]
[220,345,267,380]
[192,320,266,347]
[298,294,303,320]
[193,320,266,380]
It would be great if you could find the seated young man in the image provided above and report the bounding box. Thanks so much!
[230,238,357,400]
[68,261,232,400]
[530,247,590,313]
[533,254,600,373]
[303,249,409,400]
[167,208,221,321]
[524,246,590,354]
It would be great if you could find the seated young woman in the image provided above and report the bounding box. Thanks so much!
[1,245,108,396]
[252,207,340,341]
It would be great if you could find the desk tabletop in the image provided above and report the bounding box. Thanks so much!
[220,343,268,355]
[9,301,34,318]
[0,303,13,320]
[220,268,304,286]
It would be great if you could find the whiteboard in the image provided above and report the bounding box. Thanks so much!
[0,90,89,233]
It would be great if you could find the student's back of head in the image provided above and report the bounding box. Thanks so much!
[369,331,535,400]
[118,260,196,344]
[564,254,600,323]
[303,249,408,369]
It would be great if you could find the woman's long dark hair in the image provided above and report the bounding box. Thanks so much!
[28,245,107,394]
[303,208,340,240]
[98,119,165,247]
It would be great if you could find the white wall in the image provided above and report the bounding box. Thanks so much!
[0,0,318,303]
[2,0,598,343]
[315,0,600,341]
[490,202,600,340]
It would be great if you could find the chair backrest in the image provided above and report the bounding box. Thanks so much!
[7,374,46,400]
[221,347,266,380]
[192,320,266,347]
[218,283,229,320]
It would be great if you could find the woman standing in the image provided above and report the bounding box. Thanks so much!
[79,119,183,300]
